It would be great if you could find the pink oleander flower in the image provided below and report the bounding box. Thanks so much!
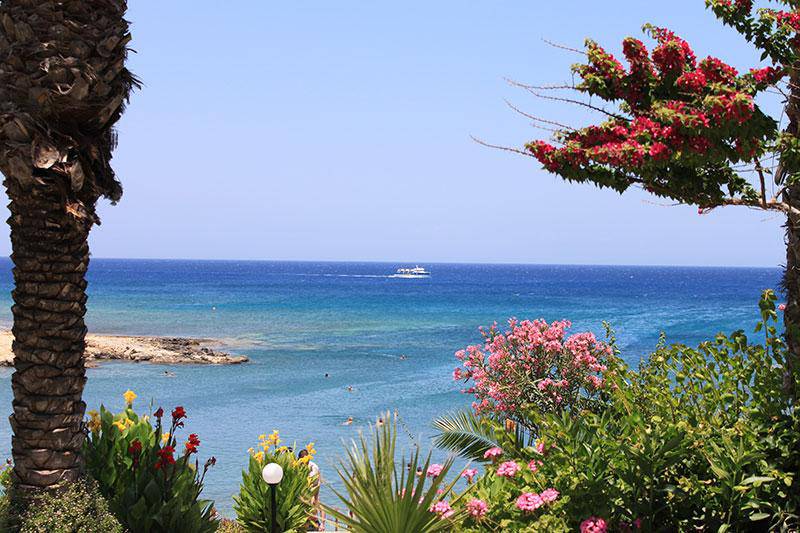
[516,492,544,512]
[779,303,787,311]
[483,447,503,460]
[581,516,608,533]
[430,500,454,519]
[528,459,541,472]
[496,461,520,478]
[466,498,488,518]
[426,463,443,478]
[461,468,478,483]
[535,440,547,455]
[540,488,559,503]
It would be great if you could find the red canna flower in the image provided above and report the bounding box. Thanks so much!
[155,446,176,470]
[153,407,164,419]
[172,406,186,422]
[128,439,142,456]
[184,433,201,455]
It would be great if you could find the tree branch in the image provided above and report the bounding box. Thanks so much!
[471,136,535,158]
[506,78,629,121]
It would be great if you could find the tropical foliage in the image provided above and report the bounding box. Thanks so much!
[233,431,317,532]
[84,392,218,533]
[437,291,800,531]
[325,413,464,532]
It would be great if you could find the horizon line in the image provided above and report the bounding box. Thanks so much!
[62,256,783,270]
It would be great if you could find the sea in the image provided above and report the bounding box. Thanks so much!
[0,259,782,515]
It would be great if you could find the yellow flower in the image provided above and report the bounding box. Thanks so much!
[254,451,265,463]
[124,418,134,428]
[276,446,288,454]
[87,411,101,433]
[248,447,254,455]
[297,455,310,465]
[123,390,137,406]
[161,432,170,444]
[112,420,126,432]
[258,434,266,441]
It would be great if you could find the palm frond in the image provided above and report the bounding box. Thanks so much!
[433,410,536,461]
[432,410,501,461]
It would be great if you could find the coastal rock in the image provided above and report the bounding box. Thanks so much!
[0,331,248,367]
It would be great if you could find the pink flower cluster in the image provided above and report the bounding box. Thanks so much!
[460,468,478,483]
[426,463,443,478]
[515,488,559,512]
[483,447,503,460]
[580,516,608,533]
[466,498,488,518]
[496,461,520,478]
[429,500,454,519]
[454,319,611,417]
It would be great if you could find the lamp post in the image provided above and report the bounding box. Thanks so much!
[262,463,284,533]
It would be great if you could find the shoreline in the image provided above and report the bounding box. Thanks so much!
[0,331,249,367]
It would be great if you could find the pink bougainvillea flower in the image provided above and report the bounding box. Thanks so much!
[496,461,520,478]
[581,516,608,533]
[528,459,542,472]
[779,303,787,311]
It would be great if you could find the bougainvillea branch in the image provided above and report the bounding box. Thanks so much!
[512,1,800,397]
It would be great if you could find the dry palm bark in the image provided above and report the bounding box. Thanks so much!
[0,0,136,492]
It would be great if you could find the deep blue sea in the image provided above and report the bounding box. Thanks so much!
[0,259,782,515]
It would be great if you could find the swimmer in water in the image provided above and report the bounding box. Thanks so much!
[163,370,176,377]
[399,354,407,360]
[346,385,354,392]
[343,416,353,426]
[376,417,384,427]
[324,373,329,378]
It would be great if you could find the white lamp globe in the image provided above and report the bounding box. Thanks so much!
[262,462,284,485]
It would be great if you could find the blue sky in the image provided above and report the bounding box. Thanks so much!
[11,1,789,266]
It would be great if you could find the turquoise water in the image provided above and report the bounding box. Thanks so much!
[0,259,781,514]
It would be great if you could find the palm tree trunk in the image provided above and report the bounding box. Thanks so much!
[6,174,92,491]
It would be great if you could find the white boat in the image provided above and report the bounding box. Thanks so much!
[390,266,431,278]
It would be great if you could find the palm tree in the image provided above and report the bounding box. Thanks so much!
[0,0,136,493]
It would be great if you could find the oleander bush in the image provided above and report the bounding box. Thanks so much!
[18,478,123,533]
[437,290,800,531]
[233,431,317,532]
[84,391,218,533]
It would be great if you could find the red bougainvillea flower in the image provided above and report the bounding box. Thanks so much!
[184,433,201,455]
[155,446,176,470]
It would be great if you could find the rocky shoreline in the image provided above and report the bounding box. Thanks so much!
[0,331,249,367]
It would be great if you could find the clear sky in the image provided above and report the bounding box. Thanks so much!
[8,1,789,266]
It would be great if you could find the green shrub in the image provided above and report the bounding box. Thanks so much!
[217,518,245,533]
[18,479,123,533]
[84,393,218,532]
[233,431,316,532]
[325,413,464,533]
[437,290,800,531]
